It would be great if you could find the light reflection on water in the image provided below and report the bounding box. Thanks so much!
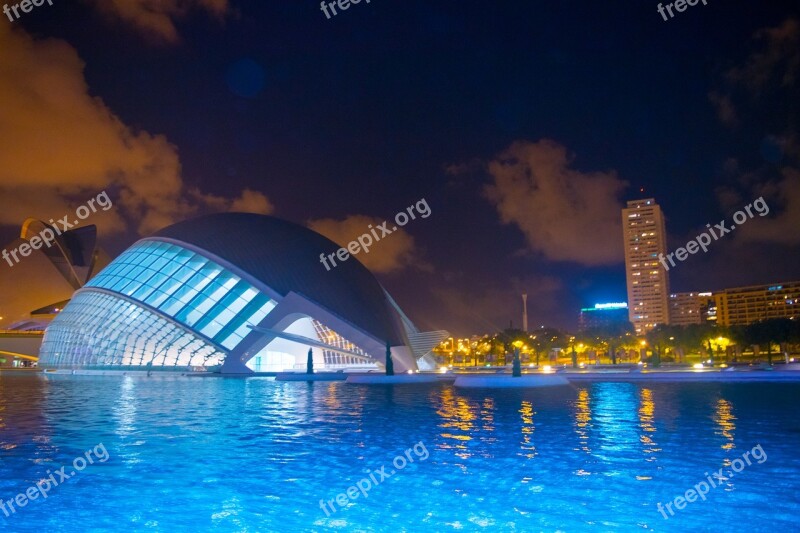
[574,387,592,454]
[639,388,661,459]
[715,398,737,452]
[519,400,535,459]
[0,374,797,532]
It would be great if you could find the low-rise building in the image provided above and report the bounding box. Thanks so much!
[578,302,630,332]
[714,281,800,326]
[669,292,715,326]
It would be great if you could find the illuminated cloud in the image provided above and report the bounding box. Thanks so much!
[708,91,738,127]
[0,24,271,236]
[198,188,274,217]
[432,274,564,334]
[308,215,425,274]
[83,0,230,44]
[726,18,799,93]
[729,168,800,246]
[709,18,800,249]
[485,139,628,266]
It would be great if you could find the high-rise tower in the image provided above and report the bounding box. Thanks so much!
[622,198,670,334]
[522,293,528,332]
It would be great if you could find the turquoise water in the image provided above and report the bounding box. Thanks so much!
[0,374,798,532]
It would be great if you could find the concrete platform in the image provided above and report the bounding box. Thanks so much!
[275,372,347,381]
[346,374,440,385]
[453,374,570,388]
[564,370,800,383]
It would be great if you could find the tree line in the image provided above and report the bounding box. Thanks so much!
[437,318,800,366]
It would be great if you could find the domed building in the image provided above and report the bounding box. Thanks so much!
[38,213,446,373]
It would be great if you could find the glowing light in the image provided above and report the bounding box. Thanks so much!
[543,365,552,372]
[407,370,413,374]
[693,363,705,369]
[593,302,627,310]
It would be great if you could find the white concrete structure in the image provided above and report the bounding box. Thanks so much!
[39,213,445,373]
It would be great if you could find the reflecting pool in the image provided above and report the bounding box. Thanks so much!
[1,374,798,531]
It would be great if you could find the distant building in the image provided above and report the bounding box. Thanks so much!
[578,302,630,332]
[622,198,670,334]
[714,281,800,326]
[669,292,715,326]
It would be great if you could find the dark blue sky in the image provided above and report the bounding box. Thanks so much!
[3,0,799,334]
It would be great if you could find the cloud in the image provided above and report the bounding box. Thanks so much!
[444,159,483,176]
[708,91,738,127]
[726,18,799,93]
[484,139,628,266]
[431,274,564,334]
[198,188,274,216]
[83,0,230,44]
[307,215,426,274]
[708,19,800,249]
[0,24,271,237]
[729,168,800,246]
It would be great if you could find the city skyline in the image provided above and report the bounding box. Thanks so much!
[0,1,798,335]
[1,4,799,532]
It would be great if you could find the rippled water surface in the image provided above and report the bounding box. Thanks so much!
[0,374,798,532]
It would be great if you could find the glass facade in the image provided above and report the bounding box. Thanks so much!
[40,240,277,369]
[311,319,371,367]
[40,291,227,368]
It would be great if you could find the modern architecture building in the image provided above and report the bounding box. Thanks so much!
[622,198,670,334]
[578,302,631,332]
[39,213,446,373]
[669,291,715,326]
[714,281,800,326]
[0,219,109,330]
[0,219,109,365]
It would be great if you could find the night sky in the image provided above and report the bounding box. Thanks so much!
[1,0,798,334]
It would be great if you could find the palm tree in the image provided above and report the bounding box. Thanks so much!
[646,324,682,366]
[534,327,565,365]
[747,319,795,365]
[582,322,633,365]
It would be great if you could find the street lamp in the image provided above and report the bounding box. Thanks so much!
[710,336,731,363]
